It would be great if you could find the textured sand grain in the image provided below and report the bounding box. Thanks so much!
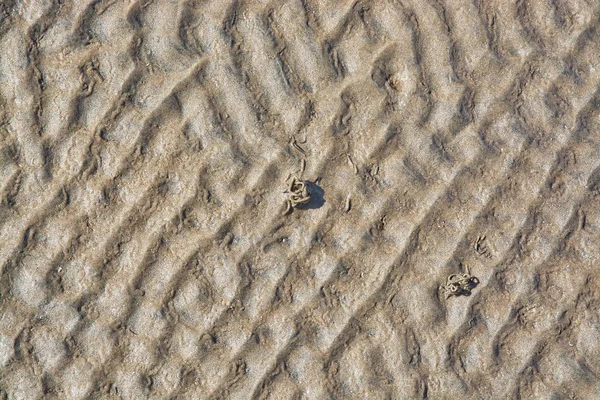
[1,1,600,399]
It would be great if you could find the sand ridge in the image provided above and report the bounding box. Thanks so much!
[1,0,600,399]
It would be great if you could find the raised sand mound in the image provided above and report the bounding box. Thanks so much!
[1,1,600,398]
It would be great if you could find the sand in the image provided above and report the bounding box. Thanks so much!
[1,0,600,399]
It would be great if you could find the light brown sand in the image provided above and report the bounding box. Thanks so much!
[1,0,600,399]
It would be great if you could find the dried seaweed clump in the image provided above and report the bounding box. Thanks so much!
[442,267,479,299]
[283,176,311,215]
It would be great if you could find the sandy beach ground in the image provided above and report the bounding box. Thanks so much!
[1,1,600,399]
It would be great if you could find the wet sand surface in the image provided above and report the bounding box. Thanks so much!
[1,1,600,399]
